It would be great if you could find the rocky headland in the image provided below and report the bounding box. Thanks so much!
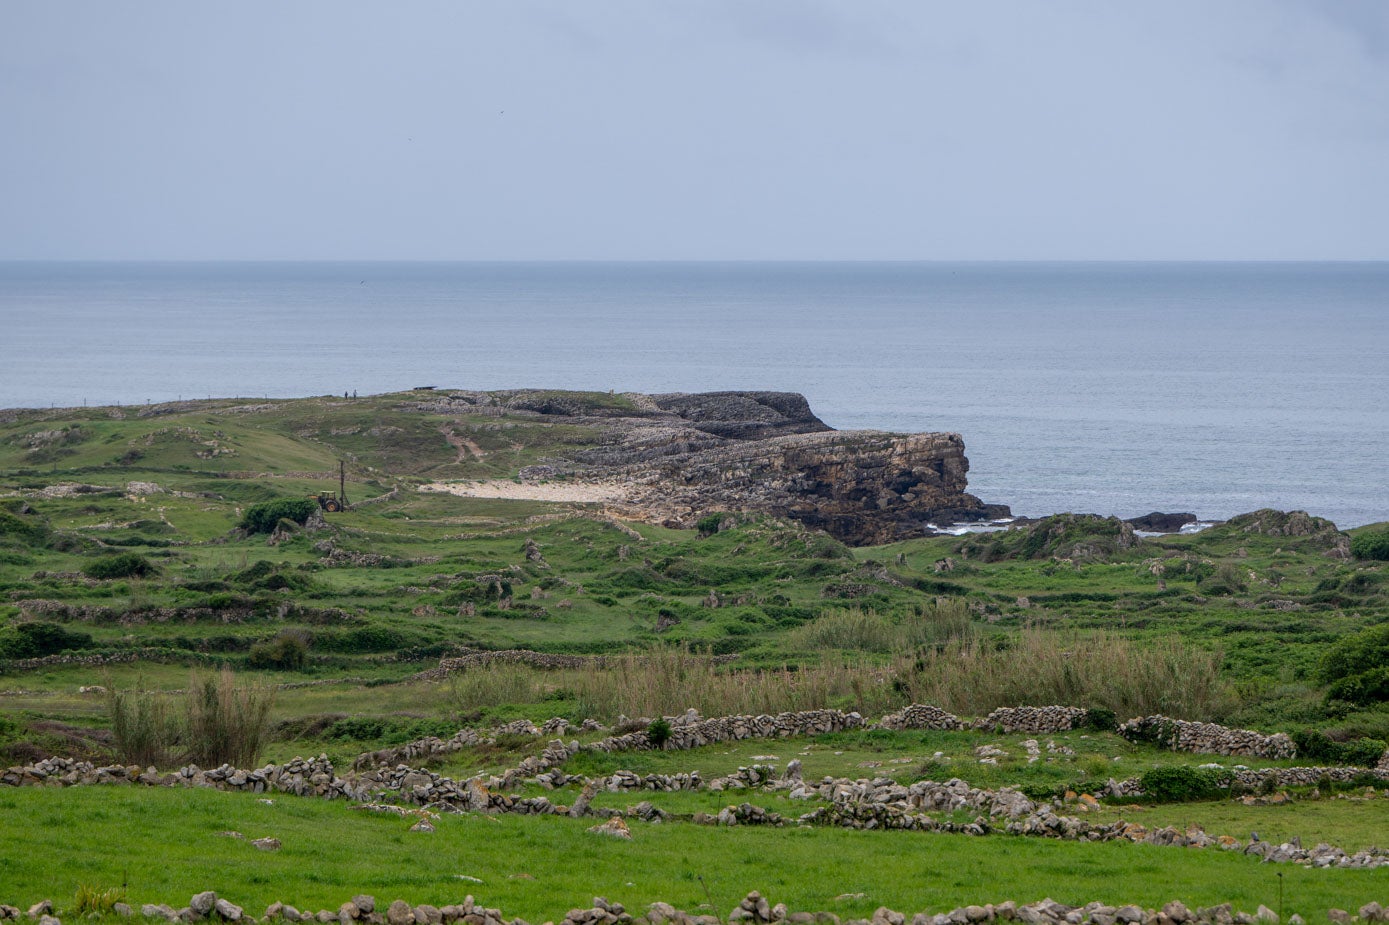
[414,390,1008,545]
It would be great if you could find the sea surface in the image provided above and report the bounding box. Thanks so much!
[2,261,1387,528]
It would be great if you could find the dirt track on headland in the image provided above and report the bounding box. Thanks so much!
[419,479,633,503]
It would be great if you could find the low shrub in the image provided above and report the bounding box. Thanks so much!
[246,632,309,671]
[1319,624,1389,706]
[316,625,410,653]
[695,513,727,537]
[1291,727,1386,766]
[1138,766,1231,802]
[84,552,155,580]
[239,499,317,535]
[1350,528,1389,561]
[1083,707,1118,732]
[646,717,672,748]
[323,715,456,744]
[0,621,93,659]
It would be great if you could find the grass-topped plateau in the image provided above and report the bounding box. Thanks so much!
[1,389,1387,916]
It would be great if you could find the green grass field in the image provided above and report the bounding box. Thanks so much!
[1,787,1385,919]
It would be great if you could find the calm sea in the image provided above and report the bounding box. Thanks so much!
[2,261,1387,528]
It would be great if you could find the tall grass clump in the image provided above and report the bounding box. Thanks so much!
[74,884,127,916]
[786,608,900,652]
[185,669,275,768]
[892,627,1235,720]
[447,664,555,711]
[569,646,901,720]
[107,684,179,768]
[900,598,972,647]
[788,600,972,653]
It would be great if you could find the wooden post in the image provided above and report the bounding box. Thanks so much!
[340,460,348,507]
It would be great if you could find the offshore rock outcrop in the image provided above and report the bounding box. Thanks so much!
[417,389,1004,545]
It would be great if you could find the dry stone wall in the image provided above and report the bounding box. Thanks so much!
[876,705,963,731]
[6,892,1389,925]
[1117,716,1296,759]
[974,707,1089,734]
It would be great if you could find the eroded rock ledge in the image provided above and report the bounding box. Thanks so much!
[417,390,1006,545]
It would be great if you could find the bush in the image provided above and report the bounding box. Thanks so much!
[1200,562,1248,596]
[84,552,155,580]
[695,513,727,537]
[316,625,410,653]
[1138,766,1231,803]
[1083,707,1117,732]
[646,717,672,748]
[0,621,93,659]
[247,632,309,671]
[239,499,317,535]
[1290,728,1386,766]
[1319,624,1389,705]
[1326,667,1389,708]
[324,716,456,744]
[1351,529,1389,561]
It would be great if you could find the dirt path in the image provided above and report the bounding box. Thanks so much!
[439,424,486,463]
[419,479,633,503]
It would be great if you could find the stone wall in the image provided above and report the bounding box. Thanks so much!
[7,891,1387,925]
[876,705,963,731]
[974,706,1089,734]
[1117,716,1296,759]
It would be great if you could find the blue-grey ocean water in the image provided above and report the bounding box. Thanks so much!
[2,261,1387,528]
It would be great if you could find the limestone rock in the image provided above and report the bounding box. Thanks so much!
[1125,512,1197,533]
[213,899,243,922]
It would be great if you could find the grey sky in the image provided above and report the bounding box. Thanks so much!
[2,1,1387,260]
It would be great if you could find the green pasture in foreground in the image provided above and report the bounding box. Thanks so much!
[1,787,1386,919]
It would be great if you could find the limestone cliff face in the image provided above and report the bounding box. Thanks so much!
[631,430,988,545]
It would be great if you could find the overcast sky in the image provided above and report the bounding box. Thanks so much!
[2,2,1387,260]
